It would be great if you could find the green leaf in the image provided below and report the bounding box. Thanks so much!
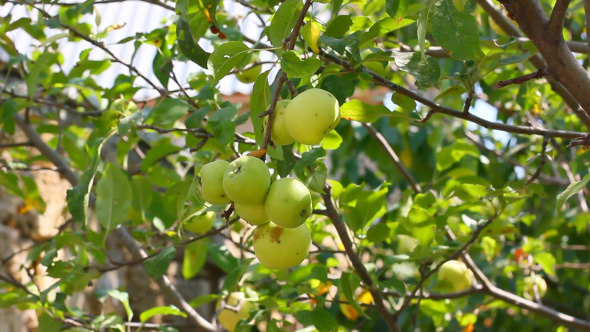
[95,163,132,231]
[208,106,238,145]
[153,50,172,89]
[312,308,339,332]
[341,183,388,232]
[38,313,62,332]
[107,290,133,321]
[340,272,366,319]
[280,51,322,78]
[250,70,271,146]
[207,244,239,273]
[145,247,177,279]
[141,143,183,172]
[367,223,391,243]
[432,0,480,60]
[321,130,343,150]
[268,0,302,48]
[177,18,210,68]
[207,41,250,83]
[386,0,409,20]
[131,177,153,221]
[391,52,440,88]
[556,173,590,213]
[67,130,115,225]
[436,140,479,171]
[182,240,208,280]
[140,305,186,323]
[26,50,52,99]
[0,99,18,134]
[534,252,556,276]
[340,99,392,123]
[189,294,220,309]
[392,92,417,111]
[149,98,190,126]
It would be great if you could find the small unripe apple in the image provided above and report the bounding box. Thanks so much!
[110,99,138,115]
[264,178,312,228]
[523,276,547,300]
[438,260,473,292]
[199,160,231,205]
[234,202,269,226]
[284,88,340,145]
[223,156,270,205]
[184,211,216,233]
[216,292,256,332]
[236,65,261,83]
[270,100,295,145]
[253,221,311,269]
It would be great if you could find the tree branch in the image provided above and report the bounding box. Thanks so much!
[496,0,590,118]
[548,0,571,38]
[478,0,590,128]
[318,49,586,139]
[321,184,400,332]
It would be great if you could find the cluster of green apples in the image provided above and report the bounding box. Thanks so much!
[198,155,313,270]
[269,88,341,146]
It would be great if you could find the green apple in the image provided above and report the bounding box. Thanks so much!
[110,98,138,115]
[217,292,256,332]
[223,156,270,205]
[437,260,473,292]
[523,275,547,300]
[184,211,216,233]
[236,64,261,83]
[264,178,312,228]
[253,221,311,269]
[284,88,340,145]
[199,160,231,205]
[234,202,269,226]
[270,100,295,145]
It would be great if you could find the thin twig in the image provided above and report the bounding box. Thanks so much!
[525,136,550,186]
[463,88,475,113]
[494,69,546,88]
[0,141,33,148]
[362,123,422,193]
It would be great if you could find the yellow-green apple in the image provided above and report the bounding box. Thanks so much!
[234,202,269,226]
[523,275,547,300]
[223,156,270,205]
[437,260,473,292]
[184,211,216,233]
[236,65,261,83]
[216,292,256,332]
[253,221,311,269]
[284,88,340,145]
[270,100,295,145]
[199,160,231,205]
[264,178,312,228]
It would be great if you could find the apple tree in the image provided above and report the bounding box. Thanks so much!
[1,0,590,331]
